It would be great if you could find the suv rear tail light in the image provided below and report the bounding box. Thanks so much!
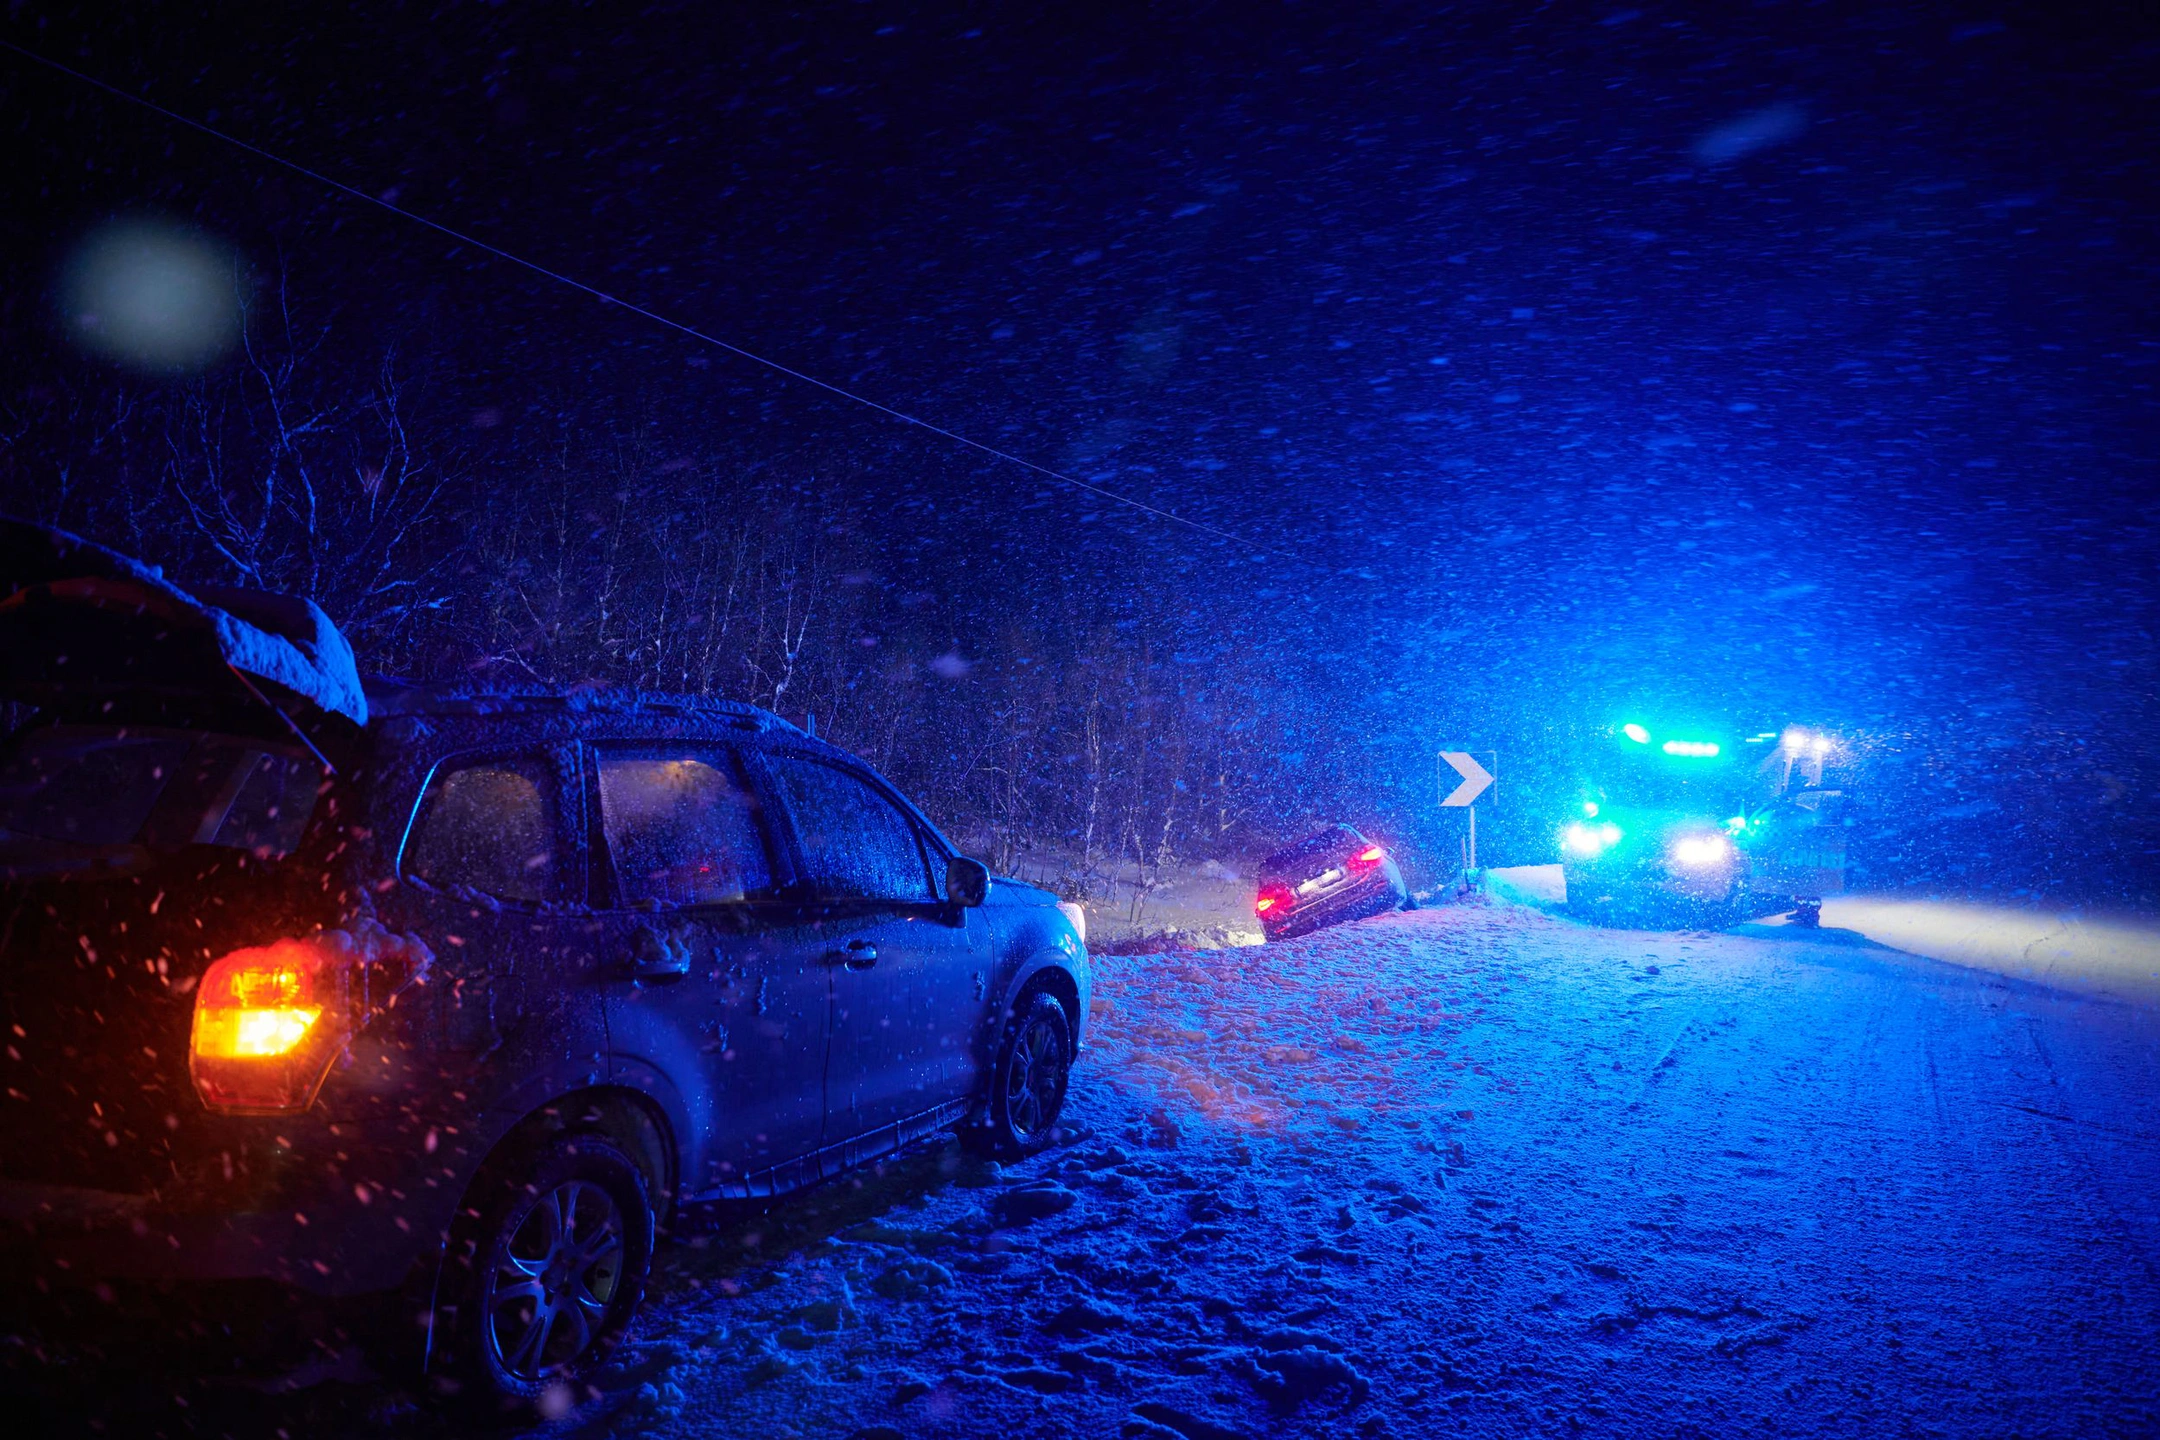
[1348,845,1385,869]
[1255,884,1296,918]
[189,924,431,1114]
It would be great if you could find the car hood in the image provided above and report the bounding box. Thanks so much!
[987,875,1060,907]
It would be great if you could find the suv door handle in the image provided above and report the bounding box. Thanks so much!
[632,925,693,984]
[834,939,878,970]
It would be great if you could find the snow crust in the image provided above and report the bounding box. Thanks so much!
[584,899,2159,1438]
[197,585,369,727]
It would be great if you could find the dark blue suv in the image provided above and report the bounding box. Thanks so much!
[0,521,1089,1408]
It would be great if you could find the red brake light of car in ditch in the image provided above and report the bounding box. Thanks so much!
[189,926,430,1113]
[1255,884,1295,917]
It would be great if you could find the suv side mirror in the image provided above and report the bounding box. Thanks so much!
[946,855,990,908]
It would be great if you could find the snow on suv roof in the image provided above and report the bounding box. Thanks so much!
[362,679,802,733]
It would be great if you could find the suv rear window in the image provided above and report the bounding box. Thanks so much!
[596,750,774,906]
[0,724,320,856]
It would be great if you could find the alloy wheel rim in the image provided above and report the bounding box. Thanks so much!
[1005,1014,1066,1138]
[486,1177,626,1381]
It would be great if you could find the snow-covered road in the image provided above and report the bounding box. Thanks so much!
[582,898,2160,1439]
[23,899,2159,1436]
[1487,863,2160,1007]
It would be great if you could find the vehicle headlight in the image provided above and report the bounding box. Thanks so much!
[1563,821,1622,857]
[1671,833,1733,868]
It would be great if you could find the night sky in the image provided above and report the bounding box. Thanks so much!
[3,3,2156,899]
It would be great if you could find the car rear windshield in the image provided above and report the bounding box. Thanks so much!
[0,724,322,858]
[1587,750,1753,812]
[1260,826,1363,883]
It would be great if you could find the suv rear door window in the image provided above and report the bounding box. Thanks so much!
[202,750,323,855]
[402,756,561,903]
[595,750,774,906]
[765,755,935,903]
[0,725,320,855]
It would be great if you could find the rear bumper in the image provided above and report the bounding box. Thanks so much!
[0,1174,437,1298]
[1263,872,1403,940]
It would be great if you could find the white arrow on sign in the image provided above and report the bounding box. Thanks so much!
[1439,751,1494,807]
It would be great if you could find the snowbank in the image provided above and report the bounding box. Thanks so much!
[1816,896,2160,1006]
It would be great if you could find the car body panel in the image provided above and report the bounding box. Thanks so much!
[1561,805,1741,906]
[601,902,835,1199]
[823,904,983,1149]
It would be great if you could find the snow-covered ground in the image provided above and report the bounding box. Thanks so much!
[1079,861,1265,953]
[995,852,1265,953]
[19,895,2159,1436]
[1813,896,2160,1008]
[554,896,2158,1437]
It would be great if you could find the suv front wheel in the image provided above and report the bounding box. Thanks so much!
[969,988,1073,1159]
[448,1132,655,1411]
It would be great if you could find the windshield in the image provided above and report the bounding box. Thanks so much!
[1590,762,1748,814]
[0,724,322,857]
[1260,826,1363,883]
[1573,726,1769,815]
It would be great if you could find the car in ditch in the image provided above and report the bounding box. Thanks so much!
[0,519,1090,1409]
[1252,824,1411,941]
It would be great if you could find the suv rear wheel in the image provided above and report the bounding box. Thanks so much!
[968,988,1073,1159]
[448,1133,654,1411]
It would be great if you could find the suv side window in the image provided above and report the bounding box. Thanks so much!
[595,748,775,906]
[764,754,935,903]
[402,755,561,904]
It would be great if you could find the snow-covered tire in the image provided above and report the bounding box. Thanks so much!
[967,989,1073,1160]
[441,1133,654,1414]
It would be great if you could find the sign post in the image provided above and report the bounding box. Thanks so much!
[1438,749,1496,872]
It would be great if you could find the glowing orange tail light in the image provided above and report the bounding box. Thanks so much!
[189,926,430,1114]
[1350,845,1385,867]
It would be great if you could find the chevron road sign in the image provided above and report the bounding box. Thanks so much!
[1439,750,1495,807]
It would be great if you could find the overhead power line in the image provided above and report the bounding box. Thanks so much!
[2,40,1282,560]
